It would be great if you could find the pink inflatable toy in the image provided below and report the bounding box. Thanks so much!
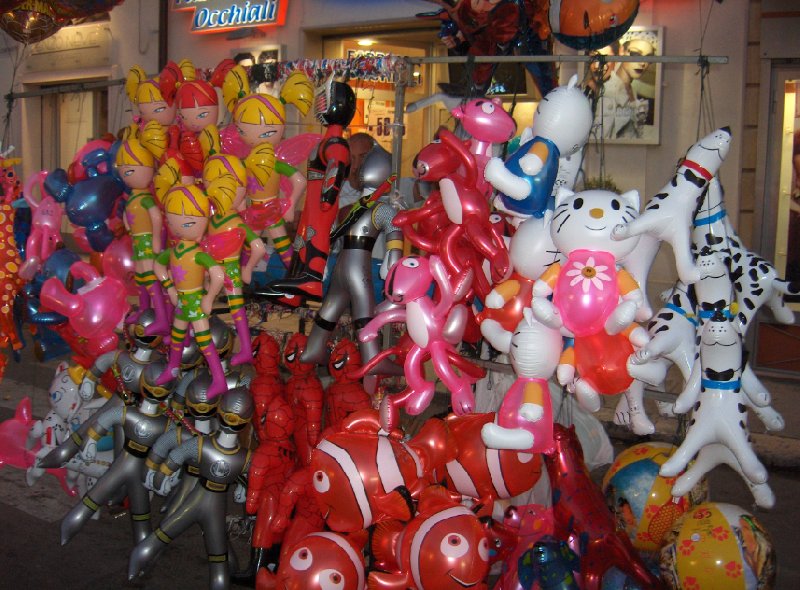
[0,397,75,496]
[19,171,64,280]
[40,260,130,355]
[357,255,481,430]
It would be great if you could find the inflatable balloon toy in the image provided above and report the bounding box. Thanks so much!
[693,176,799,329]
[603,442,709,556]
[545,424,663,590]
[26,361,113,497]
[310,409,454,533]
[259,74,357,305]
[659,502,776,590]
[517,536,581,590]
[18,170,64,280]
[256,531,366,590]
[60,360,176,547]
[408,94,516,198]
[40,260,130,356]
[478,214,564,340]
[493,504,556,590]
[434,128,512,300]
[233,394,296,585]
[611,127,732,285]
[355,255,482,430]
[129,387,254,588]
[114,133,171,334]
[284,332,324,466]
[267,465,327,567]
[123,64,179,138]
[549,0,640,50]
[437,412,543,514]
[202,154,268,365]
[323,338,373,432]
[0,396,75,495]
[420,0,555,97]
[155,59,223,177]
[220,64,313,267]
[480,308,561,454]
[43,142,127,253]
[301,146,404,371]
[531,187,649,412]
[368,485,490,590]
[393,136,459,256]
[0,161,25,360]
[485,75,593,221]
[250,331,286,438]
[659,250,772,508]
[152,179,228,398]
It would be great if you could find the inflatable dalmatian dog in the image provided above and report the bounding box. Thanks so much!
[659,248,774,508]
[693,177,798,329]
[612,128,732,285]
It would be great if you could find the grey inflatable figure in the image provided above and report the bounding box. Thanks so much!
[128,387,254,590]
[60,359,176,546]
[37,310,166,470]
[301,143,404,375]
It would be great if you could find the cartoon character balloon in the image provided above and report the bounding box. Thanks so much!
[368,486,490,590]
[549,0,640,50]
[40,260,130,355]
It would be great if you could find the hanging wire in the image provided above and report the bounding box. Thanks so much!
[1,40,29,150]
[695,0,717,141]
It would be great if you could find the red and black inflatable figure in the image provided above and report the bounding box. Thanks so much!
[324,338,372,433]
[419,0,556,97]
[250,332,286,439]
[258,75,357,305]
[233,394,296,584]
[283,333,323,465]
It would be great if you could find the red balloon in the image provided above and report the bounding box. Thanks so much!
[574,331,633,395]
[544,425,663,590]
[368,486,490,590]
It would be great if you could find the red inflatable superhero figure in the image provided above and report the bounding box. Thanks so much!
[232,395,296,585]
[283,333,323,465]
[258,74,356,305]
[324,338,372,433]
[268,465,327,565]
[250,332,286,440]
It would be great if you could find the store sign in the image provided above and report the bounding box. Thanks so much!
[173,0,288,33]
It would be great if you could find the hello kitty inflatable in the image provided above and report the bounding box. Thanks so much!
[484,75,593,221]
[532,188,649,412]
[481,308,562,454]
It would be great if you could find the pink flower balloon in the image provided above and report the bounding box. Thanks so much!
[553,249,619,337]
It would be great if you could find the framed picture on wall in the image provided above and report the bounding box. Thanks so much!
[587,26,663,145]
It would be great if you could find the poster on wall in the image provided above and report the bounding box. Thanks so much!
[588,26,663,145]
[360,99,406,153]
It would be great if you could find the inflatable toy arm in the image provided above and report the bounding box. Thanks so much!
[270,468,306,534]
[359,308,406,343]
[673,358,702,414]
[431,255,456,315]
[320,142,350,212]
[201,264,226,315]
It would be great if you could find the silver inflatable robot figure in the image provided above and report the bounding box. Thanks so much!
[60,360,176,546]
[301,143,404,376]
[37,310,167,471]
[149,364,253,516]
[128,387,254,590]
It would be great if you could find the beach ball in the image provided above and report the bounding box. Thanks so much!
[602,442,709,553]
[659,502,775,590]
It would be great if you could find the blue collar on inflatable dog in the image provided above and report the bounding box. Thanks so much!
[701,378,741,390]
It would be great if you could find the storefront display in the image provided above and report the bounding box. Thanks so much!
[0,1,794,589]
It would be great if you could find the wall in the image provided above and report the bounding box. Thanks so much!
[580,0,749,297]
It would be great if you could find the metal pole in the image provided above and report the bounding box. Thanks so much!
[407,54,728,65]
[390,60,409,191]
